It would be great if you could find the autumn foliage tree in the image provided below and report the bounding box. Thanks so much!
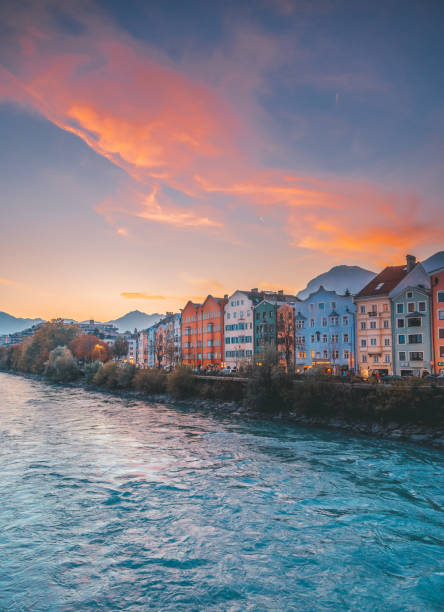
[69,334,112,363]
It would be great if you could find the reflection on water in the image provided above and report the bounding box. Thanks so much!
[0,372,443,610]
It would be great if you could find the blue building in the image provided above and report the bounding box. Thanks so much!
[294,286,356,374]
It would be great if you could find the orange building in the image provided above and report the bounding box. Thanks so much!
[430,266,444,375]
[181,295,227,370]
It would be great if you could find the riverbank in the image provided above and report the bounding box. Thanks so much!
[5,370,444,449]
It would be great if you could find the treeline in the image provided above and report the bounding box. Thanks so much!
[1,322,443,427]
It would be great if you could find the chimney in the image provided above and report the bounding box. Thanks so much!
[406,254,416,272]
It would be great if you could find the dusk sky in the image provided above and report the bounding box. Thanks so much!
[1,0,443,321]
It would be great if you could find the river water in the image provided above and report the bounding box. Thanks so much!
[0,372,443,611]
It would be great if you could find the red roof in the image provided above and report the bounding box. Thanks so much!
[355,265,409,298]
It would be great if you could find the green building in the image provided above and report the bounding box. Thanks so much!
[391,285,432,376]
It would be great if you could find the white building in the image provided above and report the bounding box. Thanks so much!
[223,289,263,369]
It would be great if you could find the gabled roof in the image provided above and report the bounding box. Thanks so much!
[355,265,409,298]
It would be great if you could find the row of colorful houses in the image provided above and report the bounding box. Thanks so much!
[131,255,444,377]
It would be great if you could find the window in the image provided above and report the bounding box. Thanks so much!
[407,318,421,327]
[225,337,230,344]
[384,338,390,346]
[331,316,339,326]
[310,334,315,343]
[383,303,389,312]
[322,317,327,327]
[418,301,426,312]
[383,319,389,329]
[384,355,390,363]
[371,304,377,313]
[408,334,422,344]
[319,303,325,310]
[332,350,339,359]
[343,333,349,343]
[331,334,339,344]
[396,303,404,314]
[362,354,367,363]
[439,311,444,320]
[360,321,366,330]
[438,291,444,303]
[410,352,424,361]
[309,303,314,312]
[397,319,405,328]
[407,302,415,313]
[375,283,384,291]
[343,316,349,326]
[370,321,376,329]
[323,350,328,359]
[398,335,405,344]
[407,291,413,299]
[296,320,305,329]
[361,339,367,347]
[344,350,349,359]
[399,351,406,361]
[322,334,328,343]
[374,355,379,363]
[360,305,366,314]
[227,313,231,320]
[233,312,237,318]
[370,338,377,346]
[331,302,336,309]
[439,329,444,339]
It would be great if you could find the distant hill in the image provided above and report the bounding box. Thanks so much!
[106,310,163,332]
[297,265,376,300]
[0,312,44,335]
[422,251,444,273]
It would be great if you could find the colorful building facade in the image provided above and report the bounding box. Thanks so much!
[181,295,226,369]
[391,286,432,376]
[254,293,298,363]
[354,255,429,377]
[430,266,444,374]
[294,287,356,374]
[224,290,262,369]
[277,303,296,371]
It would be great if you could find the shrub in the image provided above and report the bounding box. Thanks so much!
[167,366,196,399]
[116,364,136,389]
[83,360,101,383]
[93,361,120,389]
[134,368,167,394]
[44,346,81,383]
[246,350,293,412]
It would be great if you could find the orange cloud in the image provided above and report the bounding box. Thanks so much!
[1,3,441,266]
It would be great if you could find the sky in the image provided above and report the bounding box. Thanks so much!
[0,0,443,321]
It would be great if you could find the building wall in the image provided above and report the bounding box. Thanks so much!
[295,288,355,374]
[181,297,225,369]
[431,269,444,374]
[354,296,392,376]
[224,291,254,368]
[391,287,432,376]
[277,303,296,371]
[254,300,278,359]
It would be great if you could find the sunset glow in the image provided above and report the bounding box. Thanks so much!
[1,1,443,321]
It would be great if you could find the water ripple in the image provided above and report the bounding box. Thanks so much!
[0,372,443,611]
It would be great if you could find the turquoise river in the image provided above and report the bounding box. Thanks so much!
[0,372,443,610]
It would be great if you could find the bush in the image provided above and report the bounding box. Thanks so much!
[134,368,167,394]
[167,366,196,399]
[116,364,136,389]
[44,346,81,383]
[83,360,101,383]
[93,361,120,389]
[246,350,293,412]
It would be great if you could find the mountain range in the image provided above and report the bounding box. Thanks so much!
[1,251,443,334]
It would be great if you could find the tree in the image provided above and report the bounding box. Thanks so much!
[113,336,129,360]
[44,346,80,382]
[70,334,112,363]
